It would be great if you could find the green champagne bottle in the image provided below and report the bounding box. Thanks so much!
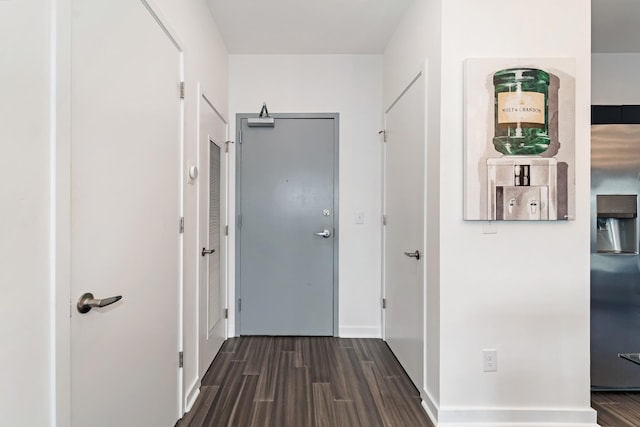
[492,68,550,155]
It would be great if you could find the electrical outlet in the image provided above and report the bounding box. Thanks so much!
[482,349,497,372]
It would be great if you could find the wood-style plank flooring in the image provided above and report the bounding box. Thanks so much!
[592,392,640,427]
[178,337,433,427]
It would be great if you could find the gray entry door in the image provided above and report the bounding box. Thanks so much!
[237,114,338,336]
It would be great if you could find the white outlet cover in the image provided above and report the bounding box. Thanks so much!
[482,349,497,372]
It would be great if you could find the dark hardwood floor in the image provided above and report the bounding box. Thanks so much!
[178,337,433,427]
[592,392,640,427]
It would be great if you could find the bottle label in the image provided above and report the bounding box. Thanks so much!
[497,91,544,125]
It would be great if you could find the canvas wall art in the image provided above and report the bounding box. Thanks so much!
[464,58,576,221]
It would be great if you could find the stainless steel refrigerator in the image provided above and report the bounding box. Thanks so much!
[592,124,640,389]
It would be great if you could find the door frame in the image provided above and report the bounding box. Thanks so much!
[54,1,186,424]
[234,113,340,336]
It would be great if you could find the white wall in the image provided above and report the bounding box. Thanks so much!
[592,53,640,104]
[385,0,596,425]
[152,0,229,414]
[0,1,53,426]
[228,55,384,338]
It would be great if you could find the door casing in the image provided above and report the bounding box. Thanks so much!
[234,113,340,336]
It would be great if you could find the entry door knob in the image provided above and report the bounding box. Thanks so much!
[77,292,123,314]
[314,229,331,238]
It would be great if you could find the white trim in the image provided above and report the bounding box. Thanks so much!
[422,394,598,427]
[54,0,71,425]
[184,377,201,413]
[49,0,59,424]
[421,387,439,425]
[339,326,381,338]
[436,423,598,427]
[420,58,429,406]
[436,407,598,426]
[201,88,229,125]
[192,81,203,406]
[140,0,185,51]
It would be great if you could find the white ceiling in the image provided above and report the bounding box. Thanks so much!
[208,0,640,55]
[206,0,413,54]
[592,0,640,53]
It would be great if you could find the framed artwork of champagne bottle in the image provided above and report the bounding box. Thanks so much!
[463,58,576,221]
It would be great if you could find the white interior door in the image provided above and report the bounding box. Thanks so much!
[383,72,426,389]
[198,95,228,379]
[70,1,182,425]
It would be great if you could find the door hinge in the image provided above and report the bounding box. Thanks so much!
[237,215,242,230]
[179,217,185,233]
[382,215,387,226]
[382,298,387,309]
[238,298,242,312]
[179,81,185,99]
[179,351,184,368]
[224,308,228,319]
[225,225,228,236]
[379,129,387,142]
[238,129,242,144]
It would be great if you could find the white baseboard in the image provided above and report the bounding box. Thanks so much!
[433,407,598,426]
[436,423,597,427]
[420,391,597,427]
[338,326,381,338]
[184,377,201,413]
[421,388,439,424]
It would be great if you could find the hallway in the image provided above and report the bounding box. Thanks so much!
[178,337,432,427]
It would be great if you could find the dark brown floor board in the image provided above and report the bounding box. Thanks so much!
[341,345,385,427]
[254,338,279,401]
[200,360,247,426]
[178,386,219,427]
[226,374,259,427]
[329,341,355,401]
[201,351,233,387]
[270,351,296,427]
[312,383,336,427]
[243,337,272,375]
[334,400,362,427]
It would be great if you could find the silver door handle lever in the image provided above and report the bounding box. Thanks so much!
[314,229,331,238]
[202,248,215,256]
[404,250,420,260]
[77,292,123,314]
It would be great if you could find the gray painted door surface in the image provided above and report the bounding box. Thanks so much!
[237,115,337,335]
